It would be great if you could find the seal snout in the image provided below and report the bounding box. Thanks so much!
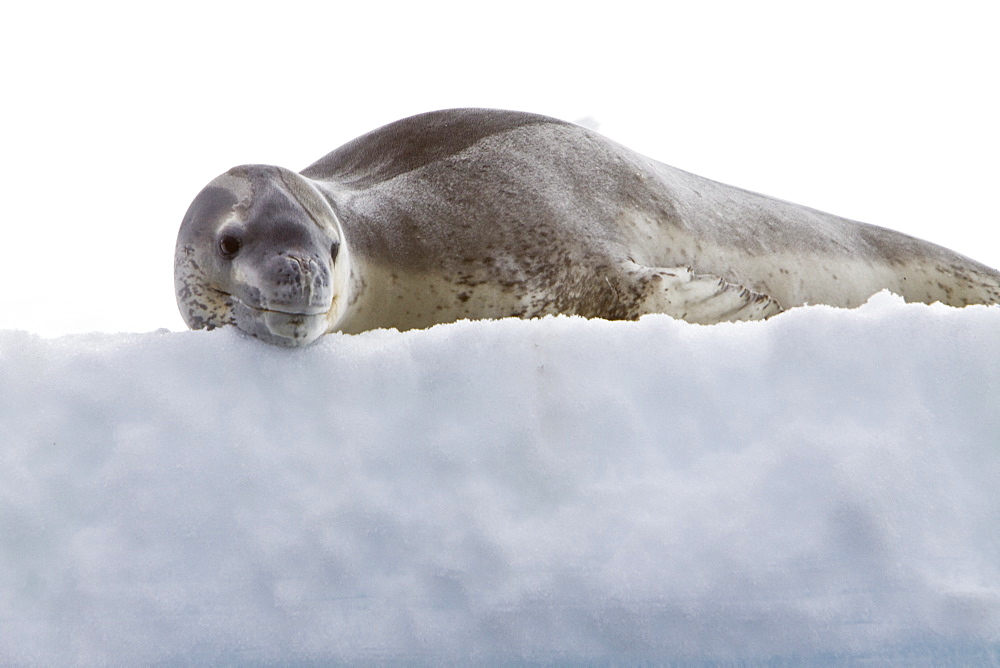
[230,249,335,347]
[271,251,332,311]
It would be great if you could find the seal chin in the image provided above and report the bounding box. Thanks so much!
[231,299,330,347]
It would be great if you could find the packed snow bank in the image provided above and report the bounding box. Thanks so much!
[2,292,999,664]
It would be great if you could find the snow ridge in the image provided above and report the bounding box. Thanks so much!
[2,293,999,664]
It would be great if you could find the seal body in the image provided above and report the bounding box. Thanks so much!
[175,108,1000,346]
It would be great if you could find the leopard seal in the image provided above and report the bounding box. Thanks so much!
[174,108,1000,346]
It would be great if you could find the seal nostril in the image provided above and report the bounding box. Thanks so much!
[218,234,242,259]
[331,240,340,263]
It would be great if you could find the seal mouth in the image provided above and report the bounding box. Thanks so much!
[209,288,329,318]
[229,293,330,317]
[224,290,331,347]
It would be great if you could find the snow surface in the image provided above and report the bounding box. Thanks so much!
[2,292,999,664]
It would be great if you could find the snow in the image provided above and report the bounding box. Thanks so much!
[2,292,999,664]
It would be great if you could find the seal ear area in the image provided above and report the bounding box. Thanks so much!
[274,166,343,235]
[179,185,239,234]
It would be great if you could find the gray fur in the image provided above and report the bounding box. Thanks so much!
[175,108,1000,346]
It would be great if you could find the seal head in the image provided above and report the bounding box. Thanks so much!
[174,165,349,346]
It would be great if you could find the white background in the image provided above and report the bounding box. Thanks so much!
[3,1,997,336]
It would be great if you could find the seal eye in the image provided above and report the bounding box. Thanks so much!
[331,240,340,263]
[218,234,242,259]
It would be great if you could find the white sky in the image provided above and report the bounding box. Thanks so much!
[2,1,997,336]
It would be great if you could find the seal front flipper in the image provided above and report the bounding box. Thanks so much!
[629,264,783,324]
